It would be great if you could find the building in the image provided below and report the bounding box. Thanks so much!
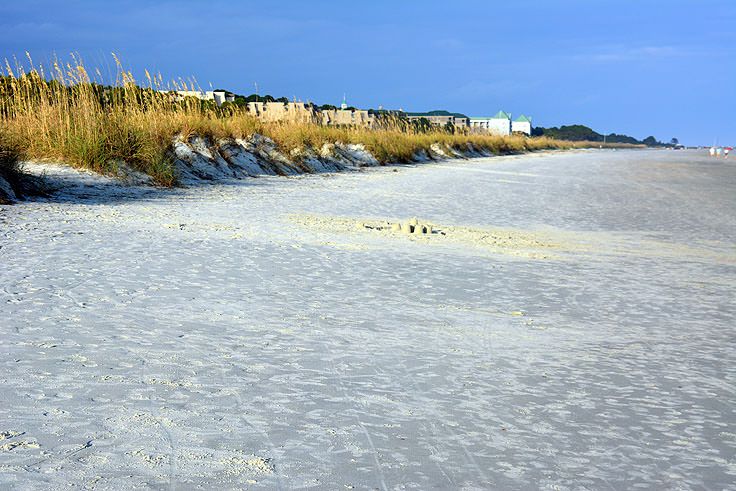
[489,110,512,135]
[512,115,532,135]
[469,110,512,135]
[405,113,455,126]
[454,116,469,128]
[321,108,375,126]
[245,101,376,127]
[213,91,236,106]
[166,90,214,102]
[469,117,491,131]
[404,110,470,128]
[162,90,235,106]
[246,101,320,124]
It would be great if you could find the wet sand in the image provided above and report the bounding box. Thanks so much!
[1,149,735,489]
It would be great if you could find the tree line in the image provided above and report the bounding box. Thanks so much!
[531,124,672,146]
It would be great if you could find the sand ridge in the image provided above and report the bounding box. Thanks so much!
[287,213,566,259]
[286,212,736,264]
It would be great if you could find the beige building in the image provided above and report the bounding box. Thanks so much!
[163,90,376,127]
[405,111,470,128]
[406,114,455,125]
[245,102,376,127]
[321,109,375,126]
[246,102,318,123]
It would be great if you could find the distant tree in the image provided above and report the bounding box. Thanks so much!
[670,137,679,145]
[531,124,651,144]
[530,124,601,141]
[643,136,659,146]
[606,133,641,144]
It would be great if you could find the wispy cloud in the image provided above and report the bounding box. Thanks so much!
[572,44,698,63]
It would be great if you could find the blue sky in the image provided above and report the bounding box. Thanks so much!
[1,0,734,145]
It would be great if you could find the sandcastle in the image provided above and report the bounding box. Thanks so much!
[390,217,433,235]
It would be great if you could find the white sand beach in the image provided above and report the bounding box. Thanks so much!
[1,149,735,489]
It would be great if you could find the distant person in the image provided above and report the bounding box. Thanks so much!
[725,148,730,159]
[710,147,715,157]
[716,147,723,158]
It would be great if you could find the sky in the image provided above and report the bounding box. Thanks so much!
[1,0,734,146]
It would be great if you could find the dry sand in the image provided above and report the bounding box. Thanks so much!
[1,149,735,489]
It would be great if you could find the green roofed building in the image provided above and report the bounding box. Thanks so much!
[469,110,512,135]
[512,114,532,135]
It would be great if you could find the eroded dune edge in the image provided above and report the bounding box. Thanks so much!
[0,133,518,202]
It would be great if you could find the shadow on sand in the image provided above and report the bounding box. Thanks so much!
[2,164,303,206]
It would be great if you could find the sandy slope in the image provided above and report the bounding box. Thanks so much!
[1,149,735,489]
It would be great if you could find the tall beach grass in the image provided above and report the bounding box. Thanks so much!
[0,54,622,187]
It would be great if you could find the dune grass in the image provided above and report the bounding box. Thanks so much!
[0,54,622,187]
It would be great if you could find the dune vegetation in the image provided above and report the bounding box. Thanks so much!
[0,54,625,188]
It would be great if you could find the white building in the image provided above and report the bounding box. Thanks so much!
[469,110,512,135]
[469,117,491,131]
[213,91,235,106]
[512,115,532,135]
[170,90,214,101]
[162,90,234,106]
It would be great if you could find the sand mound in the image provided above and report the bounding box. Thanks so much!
[288,214,565,258]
